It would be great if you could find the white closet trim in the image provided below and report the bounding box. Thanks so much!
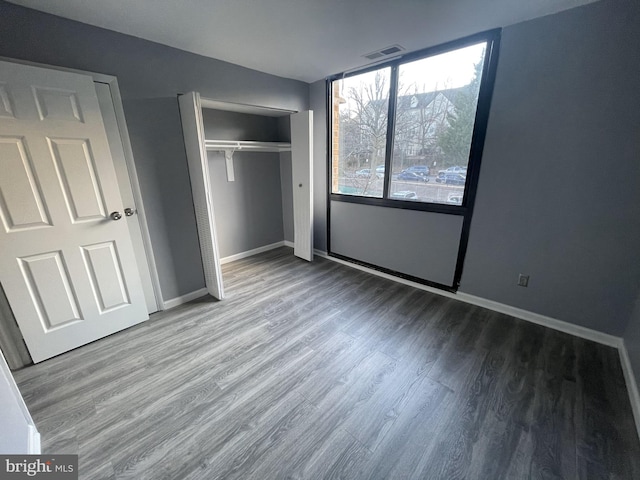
[199,98,295,117]
[205,140,291,181]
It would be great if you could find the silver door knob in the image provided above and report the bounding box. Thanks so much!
[124,208,135,217]
[110,211,122,221]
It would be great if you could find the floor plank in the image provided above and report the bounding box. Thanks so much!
[12,247,640,479]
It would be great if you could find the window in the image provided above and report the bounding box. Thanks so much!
[331,67,391,198]
[330,32,498,209]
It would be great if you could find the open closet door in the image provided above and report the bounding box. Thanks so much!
[178,92,224,300]
[291,111,314,261]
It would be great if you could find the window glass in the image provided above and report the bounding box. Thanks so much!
[389,43,486,204]
[331,67,391,197]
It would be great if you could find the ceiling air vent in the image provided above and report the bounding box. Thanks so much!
[363,44,404,61]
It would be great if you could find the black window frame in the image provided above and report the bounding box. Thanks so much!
[327,29,501,217]
[326,29,501,290]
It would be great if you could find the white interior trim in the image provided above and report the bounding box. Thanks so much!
[200,97,296,117]
[455,292,621,348]
[163,288,209,310]
[220,241,287,265]
[179,92,225,300]
[0,56,164,311]
[620,343,640,439]
[28,425,41,455]
[0,350,40,454]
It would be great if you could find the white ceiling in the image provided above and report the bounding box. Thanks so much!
[9,0,599,83]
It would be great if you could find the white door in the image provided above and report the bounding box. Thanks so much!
[0,60,149,363]
[178,92,224,300]
[290,111,314,261]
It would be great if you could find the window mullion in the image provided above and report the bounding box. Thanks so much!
[382,64,399,199]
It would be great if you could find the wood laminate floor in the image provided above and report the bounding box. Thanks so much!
[13,247,640,479]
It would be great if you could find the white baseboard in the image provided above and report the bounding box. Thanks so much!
[456,292,621,348]
[619,343,640,439]
[314,250,621,348]
[163,288,209,310]
[220,241,289,265]
[284,240,294,248]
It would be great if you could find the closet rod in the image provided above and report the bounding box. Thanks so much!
[205,140,291,152]
[205,140,291,182]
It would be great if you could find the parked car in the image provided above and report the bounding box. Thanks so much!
[437,166,467,178]
[405,165,430,177]
[447,192,463,205]
[445,173,466,185]
[375,165,385,179]
[397,171,429,182]
[355,168,371,178]
[390,191,417,199]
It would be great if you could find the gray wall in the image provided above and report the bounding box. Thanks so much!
[460,0,640,335]
[0,0,309,301]
[208,152,285,258]
[202,109,288,258]
[624,293,640,390]
[312,0,640,336]
[202,109,285,142]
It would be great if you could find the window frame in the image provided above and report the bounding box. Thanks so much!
[327,29,501,216]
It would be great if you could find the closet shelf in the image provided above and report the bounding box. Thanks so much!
[204,140,291,152]
[204,140,291,182]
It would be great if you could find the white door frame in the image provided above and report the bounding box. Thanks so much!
[0,349,40,453]
[0,56,164,312]
[178,92,225,300]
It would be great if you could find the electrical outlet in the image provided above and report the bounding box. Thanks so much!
[518,274,529,287]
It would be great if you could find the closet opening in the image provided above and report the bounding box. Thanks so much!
[179,93,313,301]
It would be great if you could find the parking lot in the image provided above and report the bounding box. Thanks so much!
[339,175,465,204]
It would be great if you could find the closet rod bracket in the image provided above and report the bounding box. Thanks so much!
[223,149,235,182]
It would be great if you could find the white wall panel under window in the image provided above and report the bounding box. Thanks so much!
[330,201,463,286]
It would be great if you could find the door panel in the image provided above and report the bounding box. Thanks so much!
[0,84,15,118]
[178,92,224,300]
[18,250,82,330]
[81,241,130,312]
[0,137,51,231]
[0,60,148,362]
[290,111,314,261]
[33,87,84,123]
[49,138,107,222]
